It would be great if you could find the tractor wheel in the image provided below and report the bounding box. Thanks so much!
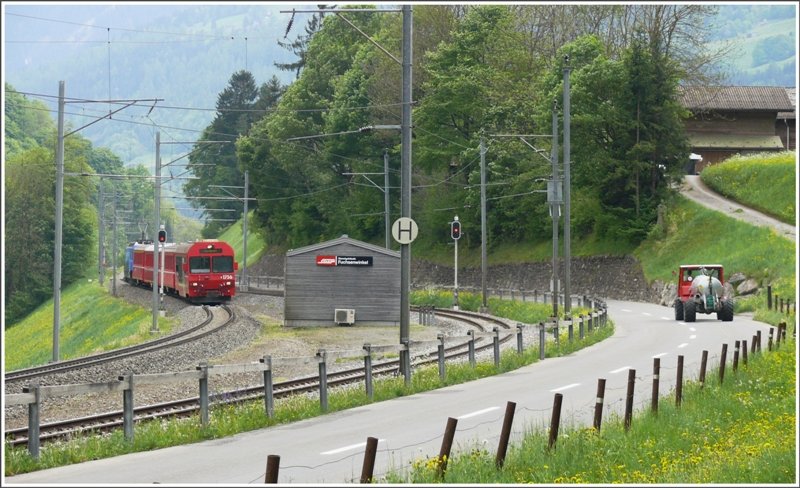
[684,300,696,322]
[719,299,734,322]
[674,299,684,321]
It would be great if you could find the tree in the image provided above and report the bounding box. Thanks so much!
[185,70,261,238]
[275,6,334,79]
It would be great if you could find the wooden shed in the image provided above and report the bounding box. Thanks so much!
[679,85,794,169]
[283,235,400,327]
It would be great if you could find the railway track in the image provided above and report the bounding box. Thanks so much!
[4,305,235,384]
[5,307,515,448]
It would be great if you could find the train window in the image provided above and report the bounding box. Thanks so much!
[189,257,211,273]
[212,256,234,273]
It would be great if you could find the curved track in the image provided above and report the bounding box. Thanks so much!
[5,305,234,384]
[5,307,514,448]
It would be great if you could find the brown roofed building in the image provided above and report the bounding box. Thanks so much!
[679,85,794,171]
[776,87,795,151]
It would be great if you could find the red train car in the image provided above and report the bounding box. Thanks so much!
[126,239,238,304]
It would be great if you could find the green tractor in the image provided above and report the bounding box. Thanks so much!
[673,264,734,322]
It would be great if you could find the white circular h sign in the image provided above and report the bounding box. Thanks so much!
[392,217,418,244]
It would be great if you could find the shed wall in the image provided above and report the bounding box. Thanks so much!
[284,242,400,326]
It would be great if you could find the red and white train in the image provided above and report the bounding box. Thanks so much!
[124,239,238,304]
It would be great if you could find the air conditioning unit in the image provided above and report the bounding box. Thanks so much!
[334,308,356,325]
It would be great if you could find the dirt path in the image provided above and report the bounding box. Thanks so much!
[681,175,796,241]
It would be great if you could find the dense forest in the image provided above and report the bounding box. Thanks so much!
[190,5,703,250]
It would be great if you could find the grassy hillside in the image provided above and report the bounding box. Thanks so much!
[700,151,796,225]
[217,210,266,268]
[4,280,177,370]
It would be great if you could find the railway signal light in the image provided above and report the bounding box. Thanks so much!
[158,229,166,243]
[450,219,461,240]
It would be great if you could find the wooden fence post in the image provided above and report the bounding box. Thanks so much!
[733,341,740,372]
[593,378,606,432]
[516,324,524,354]
[699,350,708,388]
[719,344,728,384]
[261,355,274,418]
[624,369,636,431]
[437,417,458,479]
[265,454,280,483]
[495,401,517,468]
[548,393,564,449]
[360,437,379,483]
[651,358,660,414]
[676,355,684,408]
[579,314,585,340]
[742,339,748,366]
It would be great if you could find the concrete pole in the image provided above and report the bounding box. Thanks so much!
[152,132,161,333]
[453,215,459,311]
[52,80,65,362]
[242,170,249,291]
[384,149,390,249]
[480,137,488,313]
[399,4,412,357]
[563,61,572,315]
[98,179,105,286]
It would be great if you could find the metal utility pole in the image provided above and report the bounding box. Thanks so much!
[384,149,391,249]
[563,58,572,316]
[400,4,412,365]
[152,132,161,333]
[112,189,118,297]
[52,80,65,362]
[242,170,249,291]
[452,215,460,310]
[98,178,105,286]
[549,100,561,319]
[480,137,488,313]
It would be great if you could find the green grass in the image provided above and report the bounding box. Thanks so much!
[635,195,796,312]
[4,280,177,370]
[3,304,614,476]
[217,210,266,267]
[701,151,797,225]
[388,335,796,484]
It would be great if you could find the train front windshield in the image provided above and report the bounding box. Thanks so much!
[189,256,233,273]
[212,256,234,273]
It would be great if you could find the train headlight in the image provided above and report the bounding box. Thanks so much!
[192,282,198,286]
[226,281,231,286]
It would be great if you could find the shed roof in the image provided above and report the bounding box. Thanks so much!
[287,235,400,258]
[679,85,794,112]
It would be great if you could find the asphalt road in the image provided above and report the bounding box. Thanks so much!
[7,299,775,484]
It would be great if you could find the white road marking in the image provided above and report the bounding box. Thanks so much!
[661,317,671,321]
[457,406,500,420]
[609,366,631,374]
[689,327,696,332]
[690,334,697,339]
[641,312,652,316]
[678,343,689,348]
[550,383,581,392]
[321,439,385,456]
[652,352,669,358]
[621,308,632,312]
